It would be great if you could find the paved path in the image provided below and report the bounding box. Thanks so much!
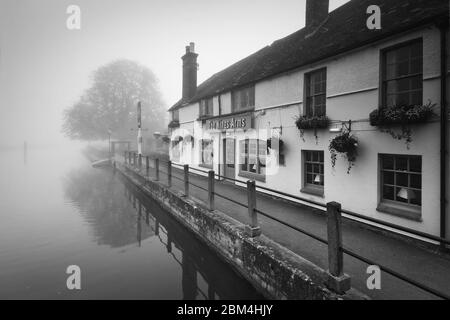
[123,160,450,300]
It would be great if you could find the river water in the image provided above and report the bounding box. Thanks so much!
[0,145,263,299]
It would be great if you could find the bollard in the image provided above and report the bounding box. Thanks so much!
[124,151,127,164]
[184,165,189,197]
[128,152,132,166]
[326,202,351,294]
[146,156,150,176]
[245,180,261,237]
[138,154,142,169]
[208,170,215,211]
[168,161,172,188]
[155,158,160,181]
[134,153,137,167]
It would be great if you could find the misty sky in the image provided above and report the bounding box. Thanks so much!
[0,0,350,147]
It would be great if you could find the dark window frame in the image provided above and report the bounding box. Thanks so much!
[301,150,324,196]
[304,68,327,117]
[380,38,423,108]
[199,98,214,118]
[231,85,255,113]
[238,138,266,182]
[377,153,422,221]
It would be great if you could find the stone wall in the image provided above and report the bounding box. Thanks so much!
[116,163,367,300]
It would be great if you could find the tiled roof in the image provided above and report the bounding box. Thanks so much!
[169,0,448,111]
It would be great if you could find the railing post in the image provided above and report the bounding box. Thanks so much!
[184,165,189,197]
[132,152,136,167]
[208,170,215,211]
[146,156,150,176]
[124,151,127,164]
[245,180,261,237]
[155,158,160,181]
[168,161,172,188]
[138,154,142,169]
[128,152,132,165]
[326,202,351,294]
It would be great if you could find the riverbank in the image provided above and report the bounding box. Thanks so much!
[115,161,367,300]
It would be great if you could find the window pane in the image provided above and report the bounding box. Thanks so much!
[396,187,408,203]
[383,171,394,185]
[410,190,422,206]
[410,174,421,189]
[383,186,395,201]
[382,155,394,170]
[409,157,421,172]
[312,151,319,162]
[396,157,408,171]
[396,173,408,187]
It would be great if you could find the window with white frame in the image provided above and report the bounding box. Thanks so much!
[239,139,266,180]
[302,150,324,194]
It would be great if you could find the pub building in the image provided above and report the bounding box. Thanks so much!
[167,0,450,240]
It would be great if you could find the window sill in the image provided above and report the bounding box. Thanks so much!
[238,171,265,183]
[377,202,422,222]
[300,186,324,198]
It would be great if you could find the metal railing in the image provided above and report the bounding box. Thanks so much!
[121,151,450,299]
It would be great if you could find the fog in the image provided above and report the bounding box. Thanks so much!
[0,0,350,149]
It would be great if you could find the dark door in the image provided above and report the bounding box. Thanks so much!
[223,138,235,180]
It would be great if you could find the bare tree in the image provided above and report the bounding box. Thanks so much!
[63,59,166,141]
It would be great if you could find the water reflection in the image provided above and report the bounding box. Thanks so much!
[63,167,154,247]
[63,165,263,300]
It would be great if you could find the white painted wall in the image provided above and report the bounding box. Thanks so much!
[171,25,449,238]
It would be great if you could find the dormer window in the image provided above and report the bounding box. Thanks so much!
[200,98,213,118]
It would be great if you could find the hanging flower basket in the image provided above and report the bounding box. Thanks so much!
[168,120,180,128]
[161,136,171,143]
[184,135,195,147]
[266,137,284,153]
[369,102,435,148]
[295,115,330,142]
[329,131,358,174]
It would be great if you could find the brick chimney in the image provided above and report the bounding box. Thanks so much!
[305,0,329,29]
[182,42,198,101]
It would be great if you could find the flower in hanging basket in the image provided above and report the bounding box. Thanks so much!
[369,102,434,126]
[295,115,330,130]
[329,131,358,174]
[161,136,171,143]
[184,135,195,147]
[295,115,330,142]
[369,102,435,149]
